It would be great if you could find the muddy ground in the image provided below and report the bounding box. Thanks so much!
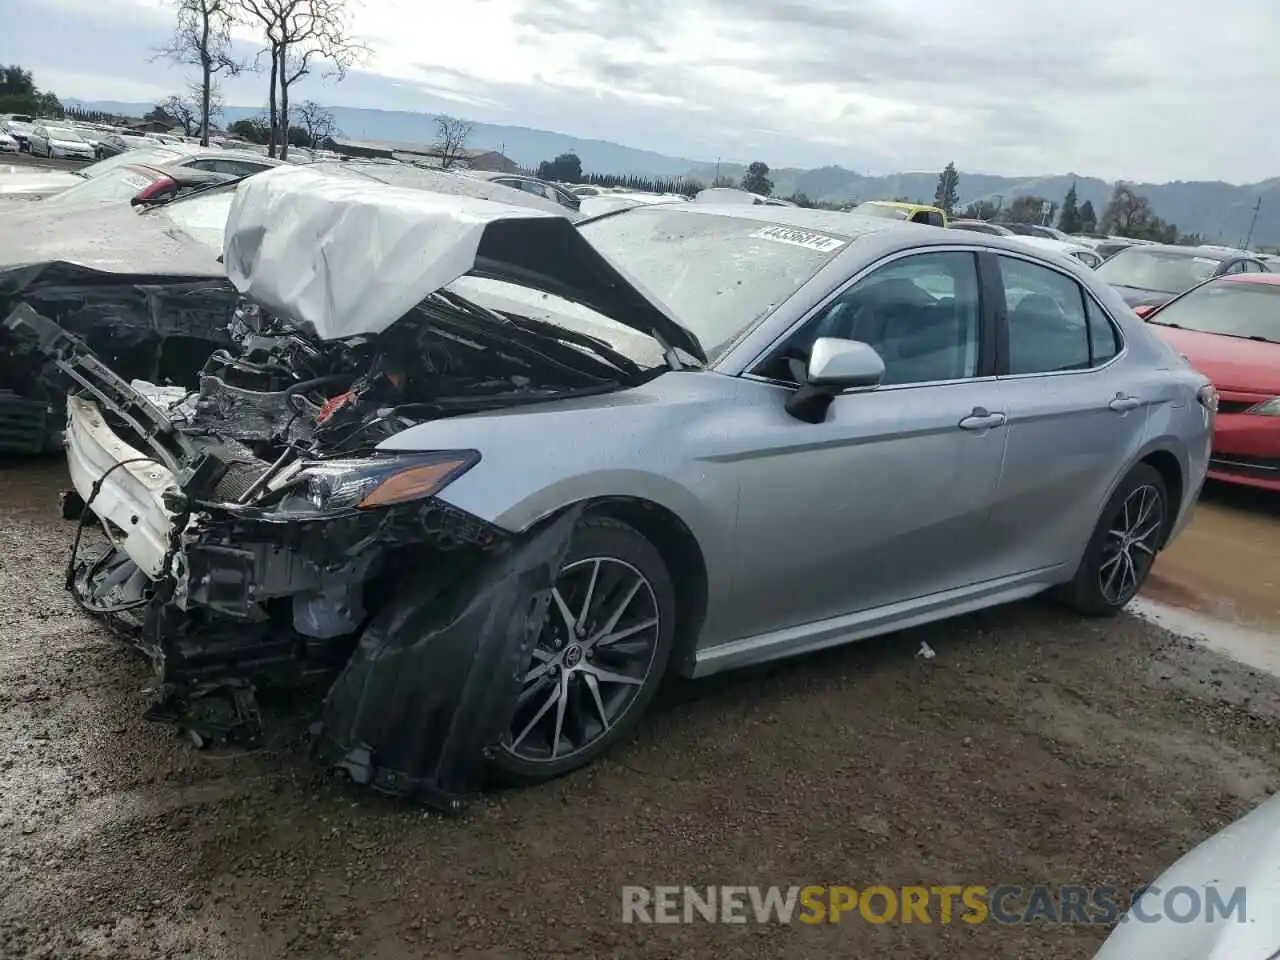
[1,457,1278,960]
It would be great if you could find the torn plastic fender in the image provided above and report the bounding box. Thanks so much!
[315,504,584,811]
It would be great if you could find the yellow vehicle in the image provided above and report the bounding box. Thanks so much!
[855,200,948,227]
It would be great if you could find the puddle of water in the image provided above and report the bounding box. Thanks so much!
[1129,597,1280,679]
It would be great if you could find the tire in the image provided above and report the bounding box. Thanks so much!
[489,516,677,784]
[1056,463,1168,617]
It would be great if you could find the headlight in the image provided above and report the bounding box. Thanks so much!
[1246,397,1280,416]
[271,451,479,517]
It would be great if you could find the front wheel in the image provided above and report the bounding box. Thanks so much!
[489,516,676,784]
[1057,463,1169,616]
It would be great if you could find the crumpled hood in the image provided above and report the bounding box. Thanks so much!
[222,165,706,361]
[1092,792,1280,960]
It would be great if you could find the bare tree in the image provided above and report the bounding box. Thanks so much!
[162,93,200,136]
[296,99,336,146]
[434,115,473,169]
[155,0,244,145]
[237,0,364,159]
[161,83,224,137]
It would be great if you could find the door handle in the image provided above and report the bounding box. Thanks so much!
[1109,395,1142,413]
[958,408,1007,430]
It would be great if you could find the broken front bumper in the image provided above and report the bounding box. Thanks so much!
[63,391,579,809]
[66,394,179,579]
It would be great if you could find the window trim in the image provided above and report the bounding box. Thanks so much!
[741,245,997,391]
[984,249,1128,381]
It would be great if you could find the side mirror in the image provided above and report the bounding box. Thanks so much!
[1133,304,1157,319]
[785,337,884,424]
[807,337,885,389]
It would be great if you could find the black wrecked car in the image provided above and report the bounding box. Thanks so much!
[0,163,576,453]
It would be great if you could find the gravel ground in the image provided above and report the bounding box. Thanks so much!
[2,456,1279,960]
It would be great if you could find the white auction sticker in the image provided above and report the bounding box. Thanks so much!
[750,225,847,253]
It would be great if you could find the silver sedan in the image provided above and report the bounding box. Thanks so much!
[479,205,1216,778]
[29,183,1215,794]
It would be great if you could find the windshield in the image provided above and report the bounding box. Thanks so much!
[40,166,158,209]
[857,203,910,220]
[1152,280,1280,342]
[1097,248,1221,294]
[579,207,848,357]
[47,128,85,142]
[82,147,181,179]
[154,188,236,254]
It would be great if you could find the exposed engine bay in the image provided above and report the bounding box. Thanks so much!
[183,290,645,491]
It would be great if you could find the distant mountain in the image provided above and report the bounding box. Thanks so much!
[66,99,1280,245]
[64,99,701,177]
[685,162,1280,247]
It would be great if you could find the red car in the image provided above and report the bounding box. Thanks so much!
[1142,273,1280,491]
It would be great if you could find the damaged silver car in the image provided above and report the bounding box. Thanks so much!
[7,165,1215,808]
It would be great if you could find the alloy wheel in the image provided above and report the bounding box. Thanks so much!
[505,556,661,764]
[1098,483,1164,604]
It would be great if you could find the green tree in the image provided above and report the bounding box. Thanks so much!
[537,152,583,182]
[1003,195,1051,224]
[741,161,773,196]
[0,64,35,96]
[145,104,177,126]
[0,65,62,116]
[788,191,814,208]
[933,161,960,214]
[711,175,736,188]
[962,199,1000,220]
[1079,200,1098,233]
[30,90,63,117]
[1099,182,1178,241]
[227,116,270,143]
[1058,182,1081,234]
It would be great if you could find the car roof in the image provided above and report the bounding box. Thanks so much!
[185,149,285,164]
[1220,272,1280,286]
[1122,244,1250,260]
[612,201,912,239]
[862,200,942,212]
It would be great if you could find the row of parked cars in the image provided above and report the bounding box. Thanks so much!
[0,150,1275,954]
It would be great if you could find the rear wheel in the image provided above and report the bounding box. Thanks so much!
[489,517,676,784]
[1057,463,1168,616]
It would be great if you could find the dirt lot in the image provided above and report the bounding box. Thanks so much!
[1,457,1278,960]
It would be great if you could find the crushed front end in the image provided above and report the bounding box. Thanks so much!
[4,289,628,807]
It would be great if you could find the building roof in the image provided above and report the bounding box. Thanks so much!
[329,136,492,159]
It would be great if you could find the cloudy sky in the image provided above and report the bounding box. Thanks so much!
[6,0,1280,182]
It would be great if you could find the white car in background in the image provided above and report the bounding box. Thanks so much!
[27,124,95,161]
[578,191,688,217]
[1009,234,1105,269]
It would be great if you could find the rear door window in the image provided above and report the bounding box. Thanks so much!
[998,256,1122,374]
